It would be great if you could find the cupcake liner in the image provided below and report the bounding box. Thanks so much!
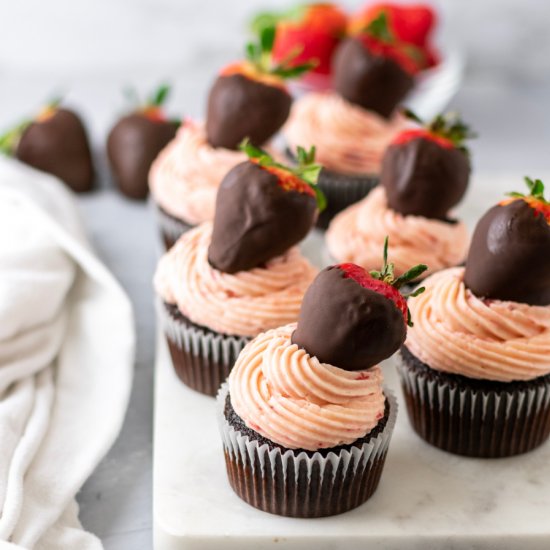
[217,383,397,517]
[285,148,378,230]
[157,300,250,397]
[152,201,195,250]
[316,170,379,230]
[397,347,550,458]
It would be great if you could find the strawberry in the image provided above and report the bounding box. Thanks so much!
[350,3,436,48]
[464,177,550,306]
[332,13,420,118]
[268,3,348,76]
[206,26,315,150]
[0,98,94,193]
[381,109,475,219]
[107,84,179,200]
[292,238,427,370]
[208,141,325,274]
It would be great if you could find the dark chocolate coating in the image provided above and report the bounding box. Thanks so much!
[291,266,406,370]
[381,137,471,218]
[206,73,291,150]
[208,161,317,273]
[16,108,94,193]
[332,37,414,119]
[464,200,550,305]
[107,114,177,200]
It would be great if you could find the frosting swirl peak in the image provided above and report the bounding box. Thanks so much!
[230,325,386,450]
[406,268,550,382]
[326,187,469,277]
[154,224,317,337]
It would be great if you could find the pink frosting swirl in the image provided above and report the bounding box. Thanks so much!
[283,92,408,175]
[407,268,550,382]
[326,187,469,278]
[154,223,317,337]
[229,324,386,450]
[149,120,245,225]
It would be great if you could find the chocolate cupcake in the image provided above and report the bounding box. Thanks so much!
[149,26,314,248]
[326,110,474,283]
[0,98,94,193]
[282,13,430,228]
[153,143,322,395]
[218,246,427,516]
[398,178,550,457]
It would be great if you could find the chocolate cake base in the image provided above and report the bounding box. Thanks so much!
[398,346,550,458]
[218,385,397,517]
[153,201,194,249]
[158,302,249,396]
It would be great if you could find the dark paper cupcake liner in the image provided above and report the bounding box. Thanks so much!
[316,170,379,230]
[157,300,250,396]
[217,383,397,517]
[152,201,195,250]
[285,148,378,229]
[397,346,550,458]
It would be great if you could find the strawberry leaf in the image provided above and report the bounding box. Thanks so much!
[239,139,326,211]
[260,25,276,54]
[150,83,171,107]
[365,12,394,43]
[507,177,548,204]
[404,109,476,153]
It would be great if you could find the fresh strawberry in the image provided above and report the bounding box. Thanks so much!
[107,84,179,200]
[206,26,315,150]
[350,3,436,48]
[292,238,427,370]
[208,141,325,274]
[0,98,94,193]
[464,177,550,306]
[332,13,419,118]
[268,3,347,76]
[381,110,475,219]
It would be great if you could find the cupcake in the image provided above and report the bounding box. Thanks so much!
[149,27,314,248]
[399,177,550,458]
[326,111,474,282]
[154,143,323,396]
[283,12,431,228]
[218,245,427,517]
[107,84,179,201]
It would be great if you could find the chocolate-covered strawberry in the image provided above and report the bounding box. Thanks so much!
[381,110,475,219]
[0,98,94,192]
[292,238,427,370]
[107,84,179,200]
[208,141,325,274]
[333,13,425,118]
[464,177,550,306]
[206,26,315,150]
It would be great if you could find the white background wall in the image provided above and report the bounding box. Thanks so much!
[1,0,549,169]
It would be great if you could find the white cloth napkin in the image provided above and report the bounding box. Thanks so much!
[0,158,135,549]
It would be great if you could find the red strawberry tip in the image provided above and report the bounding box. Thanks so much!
[337,237,427,326]
[397,109,476,153]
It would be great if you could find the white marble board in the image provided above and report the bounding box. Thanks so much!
[153,176,550,549]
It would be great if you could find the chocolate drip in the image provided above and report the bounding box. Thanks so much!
[332,37,414,119]
[206,74,291,150]
[381,137,470,219]
[291,266,406,370]
[208,161,317,274]
[16,108,94,193]
[464,200,550,305]
[107,114,177,200]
